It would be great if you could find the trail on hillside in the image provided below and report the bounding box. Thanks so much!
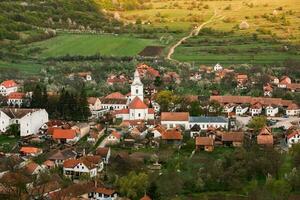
[166,10,224,62]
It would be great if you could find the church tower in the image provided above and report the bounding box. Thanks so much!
[130,69,144,101]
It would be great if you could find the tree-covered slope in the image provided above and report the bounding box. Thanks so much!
[0,0,121,41]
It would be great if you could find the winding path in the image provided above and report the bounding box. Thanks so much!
[166,10,223,62]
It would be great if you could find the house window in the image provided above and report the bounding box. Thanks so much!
[138,113,141,117]
[136,89,138,94]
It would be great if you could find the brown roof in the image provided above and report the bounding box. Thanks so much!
[161,129,183,140]
[105,92,125,99]
[25,162,39,174]
[63,158,96,170]
[221,132,244,142]
[0,108,42,119]
[49,149,77,161]
[161,112,189,121]
[87,97,98,105]
[20,147,41,154]
[287,103,299,110]
[257,126,273,145]
[96,147,109,157]
[93,187,116,195]
[196,137,214,146]
[100,98,127,105]
[140,195,152,200]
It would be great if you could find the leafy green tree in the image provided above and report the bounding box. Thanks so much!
[117,171,149,199]
[248,116,267,132]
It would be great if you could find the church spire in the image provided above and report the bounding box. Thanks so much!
[132,69,142,86]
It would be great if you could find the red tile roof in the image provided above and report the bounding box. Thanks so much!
[25,162,39,174]
[257,126,273,145]
[105,92,125,99]
[94,187,116,195]
[196,137,214,146]
[129,97,148,109]
[287,103,299,110]
[20,147,41,154]
[0,80,17,88]
[115,108,129,114]
[111,130,121,139]
[148,108,155,114]
[161,129,183,140]
[279,76,291,84]
[53,129,77,140]
[87,97,98,105]
[161,112,189,121]
[287,130,300,139]
[8,92,25,99]
[140,195,152,200]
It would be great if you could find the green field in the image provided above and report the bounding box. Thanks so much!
[173,33,300,65]
[0,61,43,74]
[25,33,160,58]
[0,135,18,153]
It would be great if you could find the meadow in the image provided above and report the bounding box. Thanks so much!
[24,33,161,58]
[0,61,43,75]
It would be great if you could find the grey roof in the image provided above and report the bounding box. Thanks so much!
[189,116,228,123]
[0,108,41,119]
[48,149,77,161]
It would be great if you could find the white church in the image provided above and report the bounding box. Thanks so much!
[115,70,155,121]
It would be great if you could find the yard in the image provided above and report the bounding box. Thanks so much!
[0,135,19,153]
[23,33,160,58]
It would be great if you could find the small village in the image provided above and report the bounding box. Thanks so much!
[0,62,299,200]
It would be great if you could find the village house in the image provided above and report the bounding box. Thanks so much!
[140,194,152,200]
[160,112,189,130]
[88,97,106,118]
[161,128,183,145]
[151,124,167,138]
[190,124,201,138]
[196,136,214,152]
[88,187,118,200]
[52,129,79,144]
[270,76,279,84]
[137,63,160,80]
[236,74,248,89]
[106,130,122,145]
[265,105,279,117]
[287,83,300,93]
[78,72,92,81]
[213,63,223,71]
[189,116,228,132]
[7,92,26,107]
[286,104,300,116]
[223,103,235,113]
[0,80,18,96]
[257,126,274,146]
[20,146,43,157]
[106,74,128,86]
[163,72,181,84]
[235,104,249,116]
[278,76,292,88]
[243,101,262,116]
[286,129,300,148]
[0,108,48,137]
[95,147,111,164]
[263,84,273,97]
[63,159,97,179]
[221,132,244,147]
[48,148,77,166]
[23,162,43,175]
[71,123,90,138]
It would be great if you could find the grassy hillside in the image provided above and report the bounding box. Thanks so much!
[22,33,160,57]
[112,0,300,43]
[0,0,121,41]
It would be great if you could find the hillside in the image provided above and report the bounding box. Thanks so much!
[0,0,121,41]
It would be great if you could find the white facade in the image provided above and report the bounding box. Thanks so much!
[130,70,144,102]
[250,107,262,116]
[0,85,18,96]
[64,163,97,178]
[287,132,300,148]
[213,63,223,71]
[189,116,228,131]
[89,191,118,200]
[235,106,249,116]
[0,109,48,136]
[161,120,189,130]
[7,98,23,107]
[286,109,300,116]
[129,108,148,120]
[265,106,279,117]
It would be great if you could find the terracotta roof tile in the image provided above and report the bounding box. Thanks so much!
[129,97,148,109]
[20,147,41,154]
[0,80,17,88]
[161,129,183,140]
[196,137,214,146]
[53,129,77,140]
[7,92,25,99]
[140,195,152,200]
[221,132,244,142]
[93,187,116,195]
[161,112,189,121]
[105,92,125,99]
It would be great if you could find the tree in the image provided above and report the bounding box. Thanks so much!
[248,116,267,132]
[117,171,149,199]
[155,90,176,112]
